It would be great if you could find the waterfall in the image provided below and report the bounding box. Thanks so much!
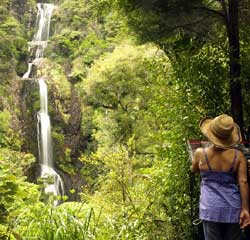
[23,3,64,202]
[23,3,54,78]
[33,3,54,42]
[23,62,33,79]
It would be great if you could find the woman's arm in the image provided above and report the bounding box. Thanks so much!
[190,148,203,173]
[237,151,250,227]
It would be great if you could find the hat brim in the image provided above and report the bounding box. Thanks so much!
[199,117,242,149]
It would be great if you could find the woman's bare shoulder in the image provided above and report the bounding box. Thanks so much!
[194,147,204,157]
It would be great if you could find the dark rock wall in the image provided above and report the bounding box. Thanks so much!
[65,86,82,165]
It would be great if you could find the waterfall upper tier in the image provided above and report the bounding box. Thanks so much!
[22,3,54,79]
[33,3,54,42]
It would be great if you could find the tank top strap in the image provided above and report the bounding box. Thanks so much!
[203,148,212,171]
[229,150,239,172]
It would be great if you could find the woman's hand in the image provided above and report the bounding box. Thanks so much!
[240,209,250,229]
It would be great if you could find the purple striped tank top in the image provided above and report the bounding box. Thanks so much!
[199,149,241,223]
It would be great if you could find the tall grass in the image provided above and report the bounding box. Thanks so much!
[16,201,101,240]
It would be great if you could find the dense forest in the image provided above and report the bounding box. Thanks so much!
[1,0,250,239]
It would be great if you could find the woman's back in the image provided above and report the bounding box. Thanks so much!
[198,147,240,172]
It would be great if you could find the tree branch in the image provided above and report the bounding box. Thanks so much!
[219,0,229,25]
[101,104,117,109]
[193,6,225,18]
[164,14,216,33]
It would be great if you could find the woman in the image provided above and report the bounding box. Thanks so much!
[191,114,250,240]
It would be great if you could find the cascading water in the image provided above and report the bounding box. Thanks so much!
[23,3,64,202]
[37,77,64,198]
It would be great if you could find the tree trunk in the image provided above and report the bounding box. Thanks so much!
[226,0,244,131]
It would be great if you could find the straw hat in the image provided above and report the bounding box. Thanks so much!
[199,114,242,149]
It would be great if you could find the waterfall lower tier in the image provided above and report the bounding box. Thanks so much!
[37,77,64,202]
[41,165,64,201]
[37,112,52,167]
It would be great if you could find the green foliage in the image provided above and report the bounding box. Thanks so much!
[78,38,230,239]
[79,42,200,239]
[0,148,39,239]
[240,21,250,129]
[17,202,101,240]
[82,44,169,153]
[172,41,230,116]
[0,110,11,147]
[49,29,83,57]
[0,7,28,78]
[78,34,110,65]
[90,0,220,46]
[80,148,151,239]
[55,0,90,31]
[0,110,22,150]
